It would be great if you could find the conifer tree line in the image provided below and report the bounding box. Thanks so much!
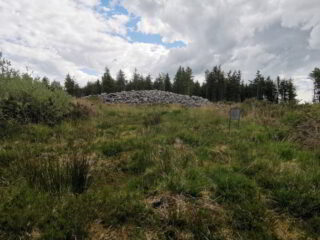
[310,67,320,103]
[62,65,320,103]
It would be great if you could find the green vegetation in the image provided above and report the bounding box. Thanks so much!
[0,55,90,136]
[1,55,320,239]
[65,62,299,105]
[1,98,320,239]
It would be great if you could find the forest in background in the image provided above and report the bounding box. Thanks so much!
[55,64,319,104]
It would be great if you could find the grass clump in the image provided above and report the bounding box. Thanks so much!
[143,111,162,127]
[101,141,125,157]
[21,154,92,195]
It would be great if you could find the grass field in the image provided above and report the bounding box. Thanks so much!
[0,99,319,240]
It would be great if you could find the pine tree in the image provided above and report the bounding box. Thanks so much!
[154,74,165,91]
[310,68,320,103]
[278,78,297,103]
[185,67,194,96]
[225,70,241,102]
[116,70,126,92]
[95,80,102,95]
[251,71,265,100]
[145,74,153,90]
[205,66,225,102]
[101,67,115,93]
[216,67,226,101]
[192,81,202,96]
[173,66,184,94]
[64,74,76,96]
[264,77,277,103]
[287,79,297,102]
[205,70,215,101]
[164,73,172,92]
[276,76,281,103]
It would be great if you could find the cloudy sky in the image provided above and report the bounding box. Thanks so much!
[1,0,319,102]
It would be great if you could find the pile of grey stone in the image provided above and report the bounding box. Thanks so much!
[99,90,210,107]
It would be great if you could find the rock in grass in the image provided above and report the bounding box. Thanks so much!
[100,90,210,107]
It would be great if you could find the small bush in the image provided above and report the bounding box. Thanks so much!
[0,55,89,130]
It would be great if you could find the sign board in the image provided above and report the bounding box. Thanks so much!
[228,107,241,131]
[229,108,241,120]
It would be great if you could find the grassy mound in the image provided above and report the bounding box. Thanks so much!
[0,99,319,239]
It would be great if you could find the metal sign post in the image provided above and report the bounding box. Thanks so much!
[229,107,241,132]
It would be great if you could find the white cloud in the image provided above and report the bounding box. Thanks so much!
[0,0,168,85]
[121,0,320,101]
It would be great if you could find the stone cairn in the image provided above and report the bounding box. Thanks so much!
[97,90,210,107]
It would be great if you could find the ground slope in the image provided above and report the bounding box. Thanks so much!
[0,100,319,240]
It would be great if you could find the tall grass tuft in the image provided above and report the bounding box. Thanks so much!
[21,154,92,195]
[143,112,162,127]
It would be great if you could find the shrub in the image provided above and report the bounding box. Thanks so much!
[0,75,71,125]
[0,55,88,129]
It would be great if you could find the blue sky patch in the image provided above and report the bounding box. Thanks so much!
[98,0,186,49]
[81,67,99,76]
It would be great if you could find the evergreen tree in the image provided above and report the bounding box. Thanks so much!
[154,74,165,91]
[278,78,297,103]
[95,80,102,95]
[115,69,126,92]
[185,67,194,96]
[216,67,226,101]
[205,66,224,102]
[126,69,143,90]
[173,66,184,94]
[192,81,202,96]
[101,67,115,93]
[240,81,252,102]
[164,73,172,92]
[145,74,153,90]
[64,74,77,96]
[276,76,281,103]
[264,77,278,103]
[310,67,320,103]
[287,79,297,102]
[225,70,241,102]
[205,70,215,101]
[250,71,265,100]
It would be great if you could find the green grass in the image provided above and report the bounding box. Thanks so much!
[0,101,319,239]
